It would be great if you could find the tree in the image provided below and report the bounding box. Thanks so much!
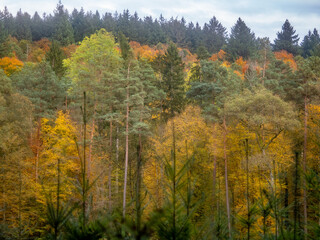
[30,12,44,41]
[0,70,33,237]
[0,57,23,76]
[273,19,300,55]
[203,16,227,54]
[301,28,320,57]
[158,42,186,120]
[226,18,256,61]
[187,60,243,237]
[64,29,122,214]
[46,40,66,77]
[11,61,65,192]
[52,1,74,46]
[13,9,32,41]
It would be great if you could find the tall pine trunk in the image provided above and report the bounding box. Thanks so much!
[223,116,231,238]
[123,65,130,218]
[303,96,308,238]
[82,91,87,226]
[108,119,113,210]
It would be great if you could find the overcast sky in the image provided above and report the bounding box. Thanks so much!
[2,0,320,41]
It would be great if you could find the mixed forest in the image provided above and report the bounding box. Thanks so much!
[1,2,320,239]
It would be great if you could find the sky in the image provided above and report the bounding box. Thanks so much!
[2,0,320,41]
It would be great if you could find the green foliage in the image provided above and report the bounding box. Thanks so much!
[187,60,242,121]
[12,61,65,119]
[301,29,320,57]
[52,2,74,46]
[158,42,186,120]
[202,16,227,54]
[46,40,66,77]
[226,18,256,61]
[273,19,300,55]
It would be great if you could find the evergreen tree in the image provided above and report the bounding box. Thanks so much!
[71,8,87,43]
[158,42,185,120]
[0,7,15,37]
[46,40,66,77]
[203,16,227,54]
[0,70,33,237]
[226,18,256,61]
[13,9,32,41]
[12,61,65,119]
[273,19,300,55]
[301,28,320,57]
[30,12,44,41]
[52,1,74,46]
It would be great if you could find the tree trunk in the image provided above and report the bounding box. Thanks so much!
[172,119,177,240]
[18,157,22,240]
[108,119,113,210]
[123,65,130,218]
[35,118,41,185]
[116,126,119,197]
[223,116,231,238]
[303,96,308,238]
[294,151,299,240]
[245,138,250,240]
[136,134,142,235]
[82,91,87,226]
[88,102,97,180]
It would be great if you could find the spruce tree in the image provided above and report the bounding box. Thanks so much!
[13,9,32,41]
[226,18,256,61]
[301,28,320,57]
[203,16,227,54]
[158,42,185,120]
[273,19,300,55]
[52,1,74,46]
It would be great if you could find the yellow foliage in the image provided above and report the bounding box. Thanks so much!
[144,106,213,212]
[0,57,24,75]
[36,111,80,221]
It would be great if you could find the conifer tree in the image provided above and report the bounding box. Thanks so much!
[158,42,185,120]
[203,16,227,54]
[273,19,300,55]
[52,1,74,46]
[301,28,320,57]
[226,18,256,61]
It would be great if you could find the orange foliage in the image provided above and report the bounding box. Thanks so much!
[234,70,244,80]
[274,50,297,70]
[62,44,77,58]
[129,41,164,61]
[34,38,51,53]
[0,57,24,75]
[209,49,226,61]
[26,38,51,62]
[177,48,197,66]
[235,57,249,74]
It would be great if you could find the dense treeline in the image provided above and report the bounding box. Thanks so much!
[1,2,320,57]
[1,2,320,240]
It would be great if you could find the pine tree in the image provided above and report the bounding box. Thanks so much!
[273,19,300,55]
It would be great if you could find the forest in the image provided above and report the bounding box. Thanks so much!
[1,2,320,239]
